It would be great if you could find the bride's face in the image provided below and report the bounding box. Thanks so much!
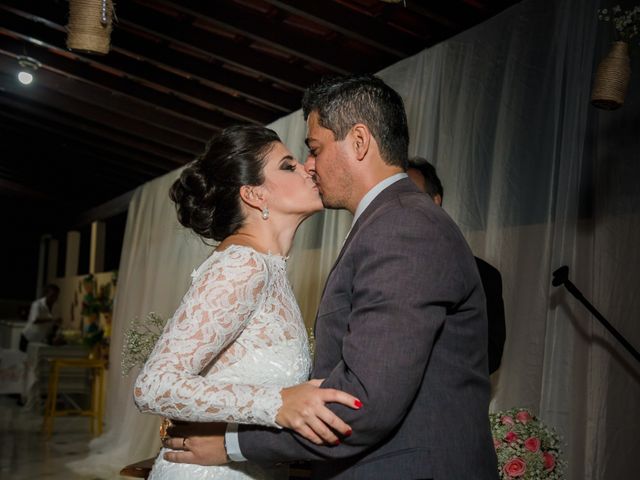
[261,141,323,218]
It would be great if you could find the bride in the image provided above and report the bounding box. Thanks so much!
[133,125,358,479]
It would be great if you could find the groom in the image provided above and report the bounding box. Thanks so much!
[167,74,498,479]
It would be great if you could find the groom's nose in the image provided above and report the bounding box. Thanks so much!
[304,156,316,175]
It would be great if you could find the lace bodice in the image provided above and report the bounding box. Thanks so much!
[134,245,311,428]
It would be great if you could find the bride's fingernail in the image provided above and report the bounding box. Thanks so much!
[354,400,363,408]
[345,429,352,437]
[334,440,341,446]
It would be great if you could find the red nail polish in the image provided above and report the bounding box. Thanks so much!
[334,440,340,446]
[345,429,352,437]
[354,400,363,408]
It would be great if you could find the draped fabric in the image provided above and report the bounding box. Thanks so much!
[67,171,211,477]
[69,0,640,478]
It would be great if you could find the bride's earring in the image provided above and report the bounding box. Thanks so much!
[261,207,269,220]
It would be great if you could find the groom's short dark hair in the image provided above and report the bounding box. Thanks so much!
[302,74,409,169]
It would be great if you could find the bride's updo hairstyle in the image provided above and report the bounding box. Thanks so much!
[169,125,280,241]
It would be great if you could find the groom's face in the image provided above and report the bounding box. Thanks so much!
[304,111,353,210]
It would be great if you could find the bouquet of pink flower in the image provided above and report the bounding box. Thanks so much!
[490,408,566,479]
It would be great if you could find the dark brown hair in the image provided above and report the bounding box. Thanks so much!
[169,125,280,241]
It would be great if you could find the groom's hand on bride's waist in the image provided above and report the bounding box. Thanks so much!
[163,422,229,466]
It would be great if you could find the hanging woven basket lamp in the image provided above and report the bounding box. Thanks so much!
[67,0,115,55]
[591,6,639,110]
[591,41,631,110]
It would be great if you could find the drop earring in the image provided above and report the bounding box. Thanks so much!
[261,207,269,220]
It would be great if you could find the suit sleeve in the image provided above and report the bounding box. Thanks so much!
[238,205,472,462]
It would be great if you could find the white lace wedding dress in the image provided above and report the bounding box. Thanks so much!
[134,245,311,479]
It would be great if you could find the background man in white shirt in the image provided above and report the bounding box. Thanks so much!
[19,284,61,352]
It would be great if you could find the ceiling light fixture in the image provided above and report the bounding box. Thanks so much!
[17,56,41,86]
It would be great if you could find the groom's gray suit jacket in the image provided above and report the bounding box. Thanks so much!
[238,178,499,479]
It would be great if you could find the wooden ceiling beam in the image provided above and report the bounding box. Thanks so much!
[0,68,204,157]
[0,123,158,186]
[116,2,318,91]
[104,50,278,124]
[0,118,166,191]
[0,136,140,206]
[0,54,213,143]
[73,189,136,228]
[113,28,298,112]
[398,1,465,30]
[0,177,62,202]
[0,10,277,125]
[261,0,424,58]
[0,93,191,167]
[152,0,393,74]
[0,102,178,175]
[1,0,299,113]
[0,35,232,131]
[404,0,484,29]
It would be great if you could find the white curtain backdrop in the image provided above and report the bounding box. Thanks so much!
[69,0,640,478]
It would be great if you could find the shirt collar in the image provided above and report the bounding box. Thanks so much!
[351,172,408,227]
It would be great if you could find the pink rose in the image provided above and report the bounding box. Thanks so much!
[503,458,526,477]
[524,437,541,452]
[516,410,532,424]
[493,438,502,449]
[543,451,556,471]
[501,415,515,426]
[505,431,518,443]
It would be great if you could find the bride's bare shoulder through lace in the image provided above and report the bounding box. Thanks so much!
[133,245,311,428]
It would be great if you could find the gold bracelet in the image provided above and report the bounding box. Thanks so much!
[159,417,172,443]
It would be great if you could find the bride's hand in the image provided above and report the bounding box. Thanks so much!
[276,379,361,445]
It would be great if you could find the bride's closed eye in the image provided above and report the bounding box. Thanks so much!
[281,163,297,172]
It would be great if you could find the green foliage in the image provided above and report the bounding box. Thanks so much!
[81,283,112,315]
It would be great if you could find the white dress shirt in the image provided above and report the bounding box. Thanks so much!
[22,297,54,342]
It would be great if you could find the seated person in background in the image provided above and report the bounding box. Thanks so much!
[407,158,506,374]
[19,284,62,352]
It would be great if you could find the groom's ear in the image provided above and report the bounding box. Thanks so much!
[351,123,370,162]
[239,185,266,210]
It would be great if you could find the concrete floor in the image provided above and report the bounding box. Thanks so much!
[0,395,104,479]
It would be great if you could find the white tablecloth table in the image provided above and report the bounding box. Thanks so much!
[22,343,91,409]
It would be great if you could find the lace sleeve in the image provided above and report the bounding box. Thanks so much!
[133,250,283,427]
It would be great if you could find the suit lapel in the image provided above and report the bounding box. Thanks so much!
[323,177,416,286]
[312,177,418,358]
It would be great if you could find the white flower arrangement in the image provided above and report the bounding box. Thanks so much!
[598,5,640,44]
[490,408,567,479]
[121,312,167,375]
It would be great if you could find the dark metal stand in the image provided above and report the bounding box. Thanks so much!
[552,266,640,364]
